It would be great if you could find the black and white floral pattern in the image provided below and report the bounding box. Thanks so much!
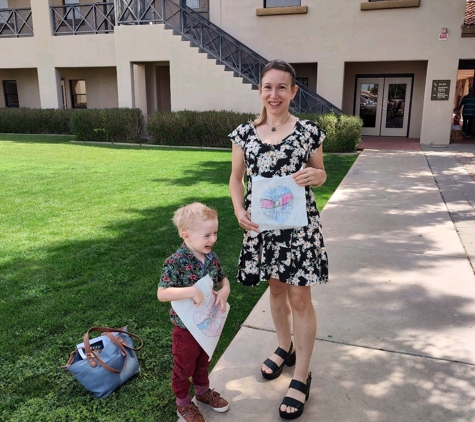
[229,120,329,287]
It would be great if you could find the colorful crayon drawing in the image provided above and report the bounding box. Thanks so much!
[260,186,294,224]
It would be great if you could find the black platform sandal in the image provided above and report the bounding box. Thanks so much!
[261,341,296,380]
[279,372,312,420]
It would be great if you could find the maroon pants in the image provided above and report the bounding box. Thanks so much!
[172,326,210,406]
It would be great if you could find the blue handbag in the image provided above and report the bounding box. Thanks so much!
[63,326,143,398]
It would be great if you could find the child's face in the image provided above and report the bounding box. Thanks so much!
[182,218,218,259]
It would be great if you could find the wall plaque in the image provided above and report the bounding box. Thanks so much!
[431,80,450,101]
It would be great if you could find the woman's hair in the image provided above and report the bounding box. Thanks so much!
[172,202,218,234]
[254,59,297,127]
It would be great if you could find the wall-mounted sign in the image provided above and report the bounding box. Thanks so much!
[431,80,450,101]
[438,27,448,41]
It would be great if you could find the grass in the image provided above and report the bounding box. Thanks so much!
[0,134,357,421]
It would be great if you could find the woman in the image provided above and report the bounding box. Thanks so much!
[228,59,328,420]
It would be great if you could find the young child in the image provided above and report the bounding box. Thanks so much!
[157,202,231,422]
[451,108,462,141]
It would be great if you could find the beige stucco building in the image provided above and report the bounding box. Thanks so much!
[0,0,474,145]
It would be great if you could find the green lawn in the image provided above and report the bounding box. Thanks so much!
[0,134,357,422]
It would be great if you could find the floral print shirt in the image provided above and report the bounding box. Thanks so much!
[159,243,226,328]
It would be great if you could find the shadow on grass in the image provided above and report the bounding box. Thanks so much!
[0,197,265,422]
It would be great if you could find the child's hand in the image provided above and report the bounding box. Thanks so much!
[191,286,205,306]
[213,284,230,312]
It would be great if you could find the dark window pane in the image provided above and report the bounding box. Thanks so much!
[3,80,19,108]
[265,0,300,7]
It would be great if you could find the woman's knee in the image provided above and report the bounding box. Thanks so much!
[268,278,288,298]
[288,287,313,313]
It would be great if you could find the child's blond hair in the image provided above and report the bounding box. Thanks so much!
[172,202,218,234]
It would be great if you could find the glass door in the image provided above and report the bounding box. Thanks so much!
[356,76,413,137]
[355,78,382,136]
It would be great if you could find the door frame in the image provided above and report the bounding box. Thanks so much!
[354,74,414,137]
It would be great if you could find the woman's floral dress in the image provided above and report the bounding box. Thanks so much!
[229,119,329,287]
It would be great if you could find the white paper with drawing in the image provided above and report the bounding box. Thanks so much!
[250,174,307,237]
[171,274,230,361]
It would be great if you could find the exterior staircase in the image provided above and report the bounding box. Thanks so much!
[116,0,343,115]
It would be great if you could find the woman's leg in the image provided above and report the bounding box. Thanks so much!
[261,278,293,375]
[280,285,317,415]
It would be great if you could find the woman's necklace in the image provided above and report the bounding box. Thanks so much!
[266,114,291,132]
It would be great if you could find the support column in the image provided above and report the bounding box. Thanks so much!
[31,0,62,109]
[133,64,147,117]
[116,60,135,109]
[420,60,458,145]
[37,67,62,109]
[316,60,345,110]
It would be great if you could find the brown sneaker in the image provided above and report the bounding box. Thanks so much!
[177,402,205,422]
[195,389,230,413]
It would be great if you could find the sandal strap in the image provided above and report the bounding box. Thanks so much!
[281,395,304,410]
[289,379,307,394]
[274,341,293,359]
[262,357,279,372]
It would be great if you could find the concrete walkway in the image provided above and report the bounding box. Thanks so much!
[202,144,475,422]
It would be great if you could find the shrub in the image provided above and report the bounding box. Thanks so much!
[0,108,73,134]
[147,110,361,152]
[71,108,144,143]
[315,113,362,153]
[147,110,256,148]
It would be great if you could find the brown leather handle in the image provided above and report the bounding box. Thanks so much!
[82,326,144,373]
[86,327,144,350]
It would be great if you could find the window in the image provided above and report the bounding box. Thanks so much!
[64,0,80,20]
[296,77,309,87]
[0,0,9,26]
[70,80,87,109]
[265,0,301,6]
[3,80,19,108]
[186,0,200,8]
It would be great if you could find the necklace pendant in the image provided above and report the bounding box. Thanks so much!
[271,127,276,132]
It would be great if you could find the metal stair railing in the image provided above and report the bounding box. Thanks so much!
[0,7,33,38]
[51,2,115,35]
[116,0,343,114]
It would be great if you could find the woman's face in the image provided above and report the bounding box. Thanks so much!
[259,69,298,117]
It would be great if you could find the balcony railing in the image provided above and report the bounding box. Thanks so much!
[51,2,115,35]
[0,8,33,38]
[116,0,342,114]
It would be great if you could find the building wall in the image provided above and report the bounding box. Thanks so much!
[209,0,473,144]
[1,0,474,144]
[113,24,261,113]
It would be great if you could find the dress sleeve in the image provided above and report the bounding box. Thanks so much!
[228,123,250,150]
[307,121,326,156]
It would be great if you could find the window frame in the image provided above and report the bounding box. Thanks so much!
[70,79,87,109]
[3,80,19,108]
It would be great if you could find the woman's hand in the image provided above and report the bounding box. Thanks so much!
[235,208,260,233]
[293,167,326,187]
[293,145,326,187]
